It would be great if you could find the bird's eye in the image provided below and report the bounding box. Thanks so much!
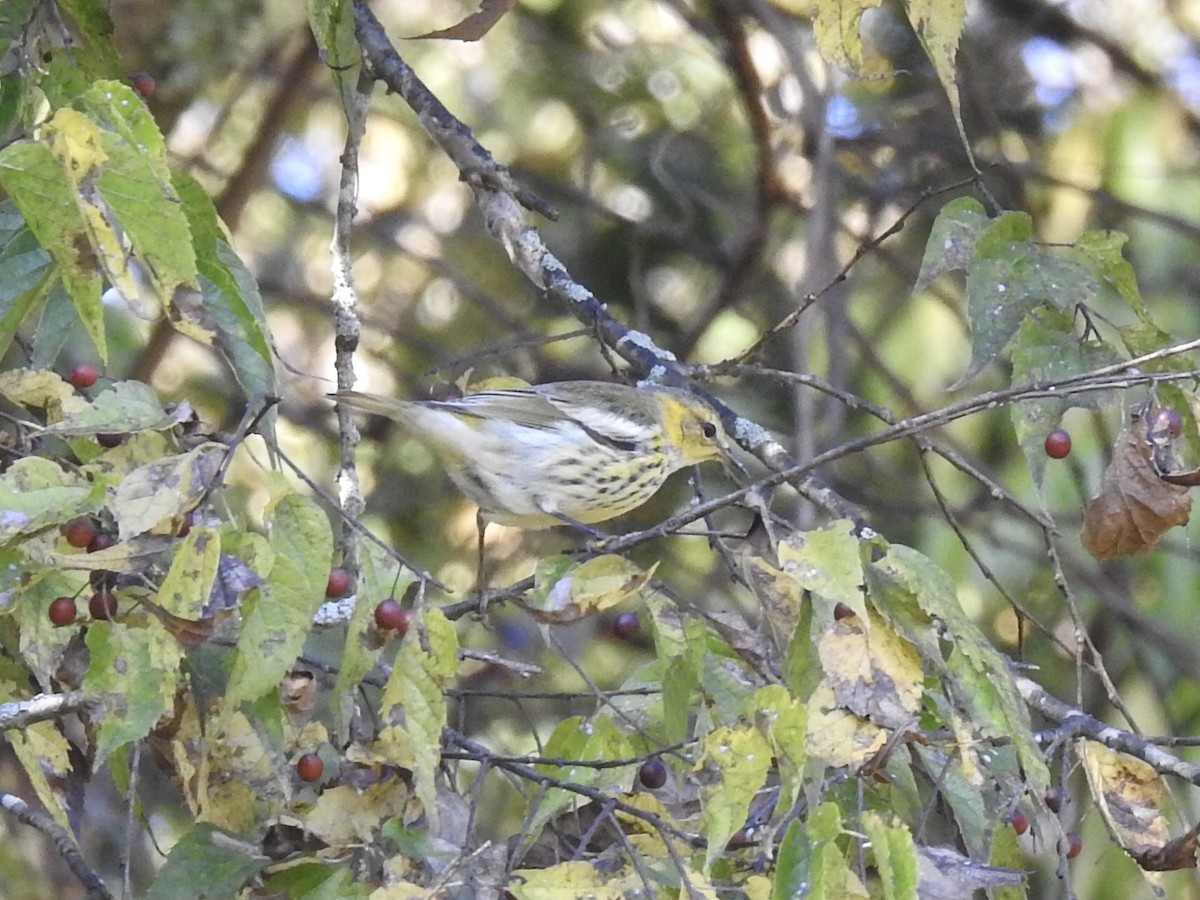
[701,421,718,439]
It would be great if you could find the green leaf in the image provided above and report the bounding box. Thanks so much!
[155,526,222,620]
[988,819,1028,900]
[40,380,191,436]
[751,684,806,818]
[224,493,332,708]
[144,823,269,900]
[862,811,918,900]
[379,607,458,830]
[775,519,866,622]
[521,715,635,851]
[75,81,198,300]
[1009,307,1122,489]
[173,173,277,401]
[774,819,812,900]
[54,0,124,81]
[0,138,106,358]
[260,863,363,900]
[0,456,104,543]
[14,566,90,687]
[0,2,39,61]
[1075,229,1148,319]
[914,742,989,856]
[83,616,183,763]
[805,801,868,898]
[914,196,989,293]
[0,214,54,361]
[304,0,361,110]
[31,282,81,369]
[867,544,1051,799]
[110,443,224,539]
[699,723,772,871]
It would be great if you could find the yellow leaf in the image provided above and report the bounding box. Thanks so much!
[1079,738,1168,895]
[817,610,923,727]
[305,781,411,847]
[528,555,656,624]
[0,369,89,417]
[806,681,887,769]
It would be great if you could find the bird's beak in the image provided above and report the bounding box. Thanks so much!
[720,448,749,481]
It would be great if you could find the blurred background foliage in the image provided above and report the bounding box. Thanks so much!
[5,0,1200,895]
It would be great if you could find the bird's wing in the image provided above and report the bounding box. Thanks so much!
[435,388,565,431]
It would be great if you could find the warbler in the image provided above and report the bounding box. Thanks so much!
[335,380,740,529]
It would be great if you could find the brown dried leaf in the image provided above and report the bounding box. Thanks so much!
[1081,417,1191,561]
[411,0,516,41]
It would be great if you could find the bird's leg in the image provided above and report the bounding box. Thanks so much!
[473,511,490,618]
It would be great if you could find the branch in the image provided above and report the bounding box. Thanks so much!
[0,691,94,731]
[443,728,700,848]
[0,791,113,899]
[1015,674,1200,787]
[350,0,865,528]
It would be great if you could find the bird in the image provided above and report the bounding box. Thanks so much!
[334,380,741,531]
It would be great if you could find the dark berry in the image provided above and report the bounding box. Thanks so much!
[1008,809,1030,835]
[325,567,350,597]
[178,512,194,537]
[295,752,323,782]
[374,598,413,634]
[48,596,77,626]
[97,433,125,448]
[130,71,156,98]
[89,570,116,590]
[68,362,99,389]
[63,518,96,549]
[87,532,115,553]
[1044,787,1064,813]
[88,590,117,620]
[1062,831,1082,859]
[1044,429,1072,459]
[611,611,640,640]
[833,602,856,621]
[638,758,667,790]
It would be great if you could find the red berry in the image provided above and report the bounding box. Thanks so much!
[611,611,640,640]
[48,596,77,626]
[88,590,117,620]
[97,433,125,448]
[1044,428,1072,459]
[1062,831,1082,859]
[833,602,856,621]
[130,71,156,98]
[87,532,115,553]
[1008,809,1030,835]
[325,567,350,597]
[63,518,96,549]
[68,362,99,389]
[638,758,667,789]
[726,828,752,848]
[295,752,323,782]
[374,599,413,634]
[1044,787,1064,813]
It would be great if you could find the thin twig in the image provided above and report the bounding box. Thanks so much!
[0,791,113,899]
